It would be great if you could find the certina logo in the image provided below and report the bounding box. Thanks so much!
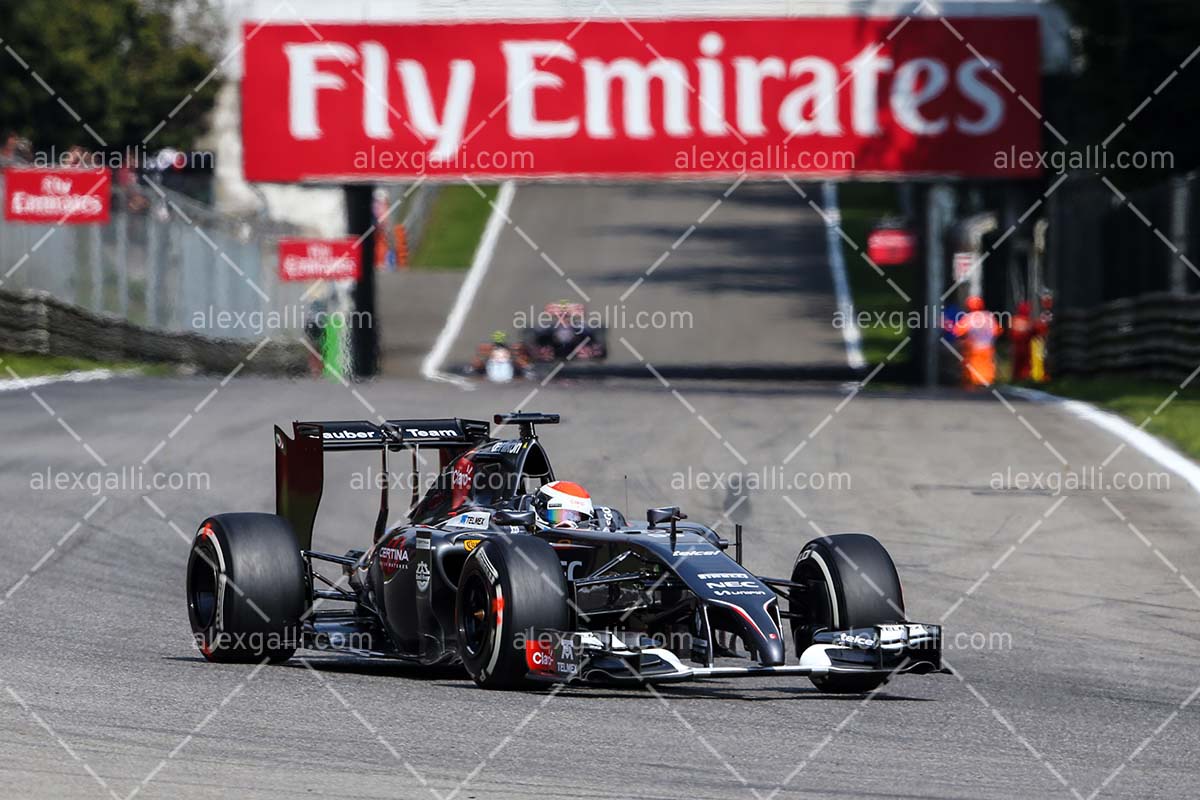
[379,537,409,576]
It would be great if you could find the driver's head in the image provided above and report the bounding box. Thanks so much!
[533,481,594,528]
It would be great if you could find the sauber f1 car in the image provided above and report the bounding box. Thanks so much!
[186,413,945,692]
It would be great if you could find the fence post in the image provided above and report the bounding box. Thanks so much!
[116,207,129,319]
[147,210,160,328]
[90,224,103,312]
[923,184,956,387]
[1169,176,1190,295]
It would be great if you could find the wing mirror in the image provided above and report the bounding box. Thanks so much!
[493,509,537,530]
[647,506,686,527]
[647,506,687,546]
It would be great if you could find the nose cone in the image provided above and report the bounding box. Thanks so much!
[758,630,786,666]
[729,603,785,666]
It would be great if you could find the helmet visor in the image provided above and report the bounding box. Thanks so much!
[543,507,588,526]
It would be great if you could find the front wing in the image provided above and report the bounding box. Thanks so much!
[524,623,946,685]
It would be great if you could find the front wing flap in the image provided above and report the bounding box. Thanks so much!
[524,623,946,685]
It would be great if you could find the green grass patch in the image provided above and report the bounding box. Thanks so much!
[836,183,922,365]
[0,351,170,379]
[1038,375,1200,460]
[410,184,500,269]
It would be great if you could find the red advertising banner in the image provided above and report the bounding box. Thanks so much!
[4,168,111,223]
[241,17,1041,181]
[867,228,916,265]
[278,237,362,282]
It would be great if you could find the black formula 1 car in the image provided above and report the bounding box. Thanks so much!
[524,302,607,362]
[186,413,944,692]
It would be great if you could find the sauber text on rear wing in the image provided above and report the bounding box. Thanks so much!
[310,418,491,450]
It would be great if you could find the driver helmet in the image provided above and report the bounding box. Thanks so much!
[533,481,594,528]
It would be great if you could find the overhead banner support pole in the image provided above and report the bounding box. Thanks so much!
[924,184,956,388]
[345,184,379,378]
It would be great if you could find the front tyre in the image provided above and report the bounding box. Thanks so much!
[455,535,568,689]
[789,533,905,694]
[186,513,307,664]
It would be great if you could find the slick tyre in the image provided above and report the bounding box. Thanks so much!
[789,533,905,694]
[186,513,307,664]
[455,535,568,689]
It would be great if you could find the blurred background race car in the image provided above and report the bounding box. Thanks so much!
[464,331,534,383]
[524,301,607,362]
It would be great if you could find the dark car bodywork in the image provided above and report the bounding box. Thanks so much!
[274,414,943,684]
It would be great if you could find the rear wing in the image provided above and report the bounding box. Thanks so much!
[312,418,491,450]
[274,417,492,550]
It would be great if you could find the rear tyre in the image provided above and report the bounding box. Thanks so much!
[455,535,568,689]
[186,513,307,664]
[789,533,905,694]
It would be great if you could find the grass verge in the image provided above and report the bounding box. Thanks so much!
[1037,375,1200,460]
[835,183,922,365]
[0,351,170,379]
[410,184,500,269]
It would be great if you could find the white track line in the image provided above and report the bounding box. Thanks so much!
[420,180,517,389]
[0,368,123,393]
[821,181,865,370]
[1007,385,1200,496]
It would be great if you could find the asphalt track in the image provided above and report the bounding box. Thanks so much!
[3,181,1200,799]
[447,182,855,379]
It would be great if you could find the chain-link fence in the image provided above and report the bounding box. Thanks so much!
[0,176,311,341]
[1047,172,1199,311]
[1045,172,1199,380]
